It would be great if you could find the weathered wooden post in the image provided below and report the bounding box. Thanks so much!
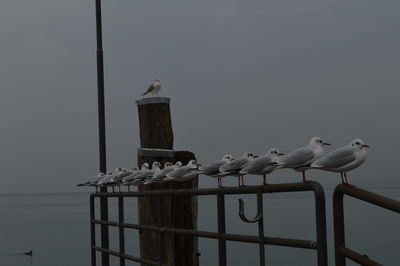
[136,97,198,266]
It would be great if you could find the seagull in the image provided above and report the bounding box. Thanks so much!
[164,160,199,182]
[311,139,369,185]
[277,137,331,183]
[123,164,148,191]
[108,168,137,192]
[240,148,284,185]
[132,161,161,186]
[197,154,234,187]
[76,172,105,188]
[218,152,257,186]
[121,167,140,183]
[142,78,161,97]
[150,161,182,183]
[95,171,114,192]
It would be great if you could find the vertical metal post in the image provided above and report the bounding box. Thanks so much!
[90,196,96,266]
[95,0,109,265]
[217,194,227,266]
[312,183,328,266]
[333,188,346,266]
[257,191,266,266]
[118,197,126,266]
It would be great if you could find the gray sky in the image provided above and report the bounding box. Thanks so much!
[1,0,399,193]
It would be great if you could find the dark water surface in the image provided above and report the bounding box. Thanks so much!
[0,188,399,266]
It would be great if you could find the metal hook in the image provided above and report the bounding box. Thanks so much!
[238,198,262,223]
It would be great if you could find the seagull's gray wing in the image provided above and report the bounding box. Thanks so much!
[279,147,315,167]
[142,84,154,96]
[167,166,191,178]
[220,157,248,173]
[313,147,356,169]
[133,170,153,180]
[153,167,172,178]
[241,155,274,174]
[198,160,225,175]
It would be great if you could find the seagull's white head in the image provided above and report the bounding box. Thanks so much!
[351,139,369,150]
[175,161,182,167]
[155,78,160,82]
[268,148,285,157]
[164,162,173,168]
[222,154,234,161]
[152,161,161,169]
[309,137,331,147]
[141,163,149,170]
[115,167,122,172]
[243,151,257,158]
[187,160,199,169]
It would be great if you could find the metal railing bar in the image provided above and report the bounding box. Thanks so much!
[257,191,266,266]
[90,182,322,198]
[90,196,96,266]
[93,246,168,266]
[217,194,227,266]
[312,182,328,266]
[335,184,400,213]
[333,184,400,266]
[118,197,125,266]
[338,247,383,266]
[91,220,317,249]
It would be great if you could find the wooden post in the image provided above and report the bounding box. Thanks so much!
[136,97,198,266]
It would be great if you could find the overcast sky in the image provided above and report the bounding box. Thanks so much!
[1,0,399,193]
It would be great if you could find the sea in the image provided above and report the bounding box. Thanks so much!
[0,188,399,266]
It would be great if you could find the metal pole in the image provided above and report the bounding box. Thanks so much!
[95,0,109,265]
[311,182,328,266]
[333,186,347,266]
[217,194,227,266]
[90,196,96,266]
[257,191,266,266]
[118,197,126,266]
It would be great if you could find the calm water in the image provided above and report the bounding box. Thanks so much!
[0,188,399,266]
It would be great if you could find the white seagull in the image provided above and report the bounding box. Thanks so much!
[197,154,234,187]
[123,164,149,191]
[77,172,105,190]
[311,139,369,185]
[165,160,199,182]
[142,78,161,96]
[151,161,182,183]
[132,162,161,186]
[240,148,284,185]
[277,137,331,183]
[218,152,257,186]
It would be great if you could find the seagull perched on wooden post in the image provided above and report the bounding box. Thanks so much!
[142,78,161,96]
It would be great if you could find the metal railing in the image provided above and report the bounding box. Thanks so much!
[90,182,328,266]
[333,184,400,266]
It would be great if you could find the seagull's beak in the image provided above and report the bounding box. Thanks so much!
[277,152,285,156]
[362,144,370,148]
[323,142,331,146]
